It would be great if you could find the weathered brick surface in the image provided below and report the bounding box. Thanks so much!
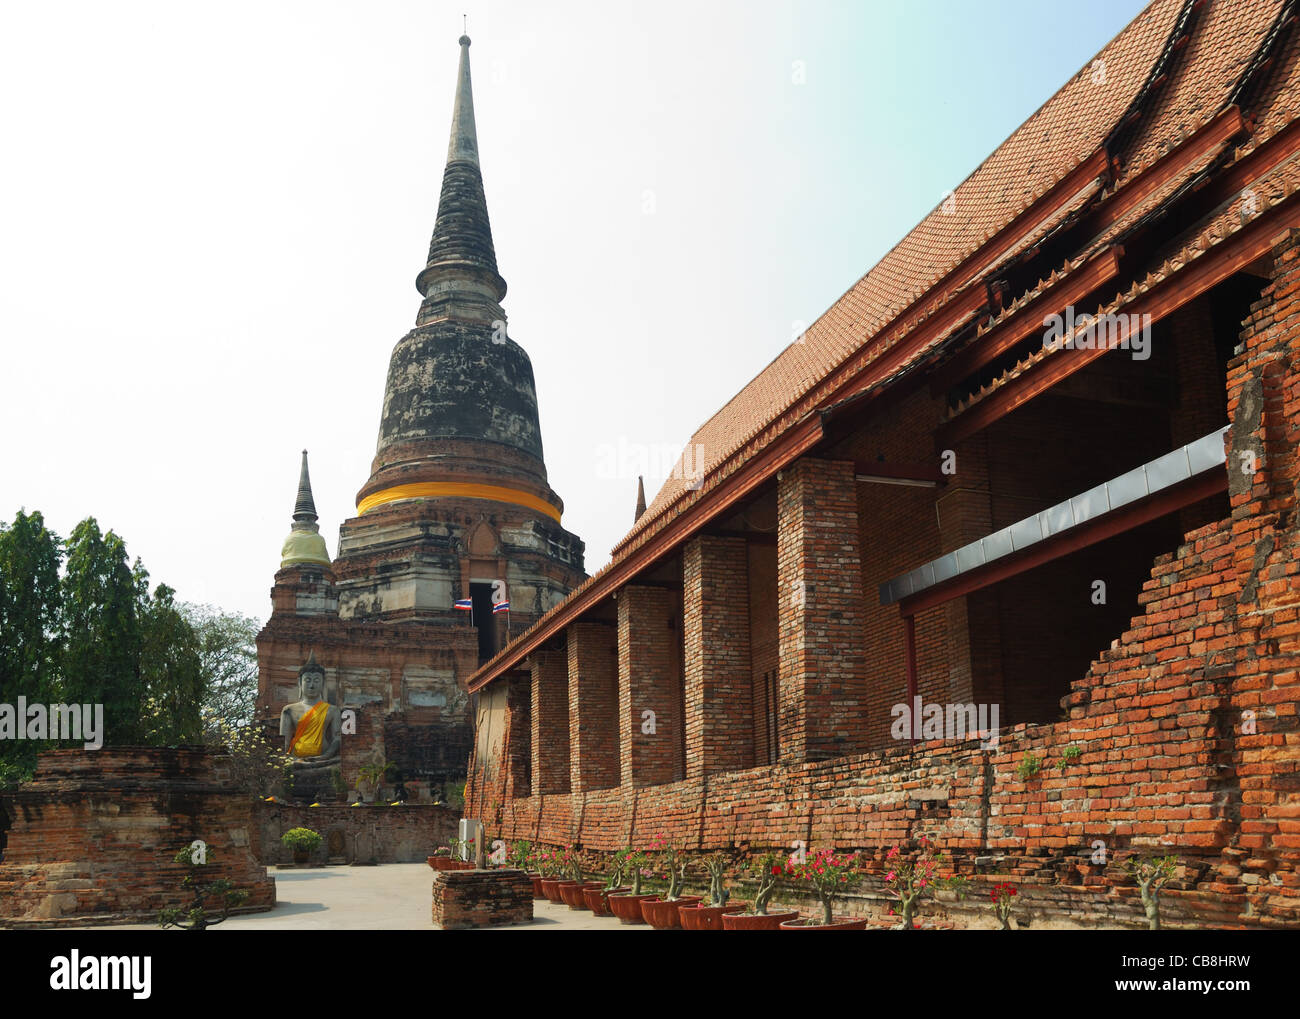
[431,868,533,929]
[0,748,275,927]
[531,647,570,794]
[463,231,1300,929]
[683,535,754,777]
[254,802,458,865]
[617,585,682,786]
[777,458,869,762]
[568,622,619,792]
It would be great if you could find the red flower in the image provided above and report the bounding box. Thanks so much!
[771,865,782,876]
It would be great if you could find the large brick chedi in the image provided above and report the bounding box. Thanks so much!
[255,34,584,800]
[0,748,275,927]
[777,458,869,762]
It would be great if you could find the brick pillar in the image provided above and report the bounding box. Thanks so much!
[505,672,531,799]
[617,585,679,787]
[683,535,754,777]
[568,621,619,792]
[776,458,869,762]
[1169,295,1230,534]
[935,432,1003,711]
[1223,228,1300,904]
[530,646,569,795]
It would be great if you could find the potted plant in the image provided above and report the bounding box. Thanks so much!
[640,835,702,929]
[608,847,657,924]
[428,845,454,870]
[882,835,968,929]
[583,848,632,915]
[557,846,601,909]
[680,852,747,930]
[357,761,388,804]
[538,849,569,902]
[779,848,865,929]
[281,827,323,866]
[991,882,1017,930]
[722,851,800,930]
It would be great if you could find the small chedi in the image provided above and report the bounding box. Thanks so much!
[280,652,342,802]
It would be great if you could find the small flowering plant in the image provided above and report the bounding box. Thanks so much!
[787,848,861,925]
[741,852,782,915]
[882,835,968,930]
[619,846,653,895]
[991,882,1017,929]
[649,833,689,900]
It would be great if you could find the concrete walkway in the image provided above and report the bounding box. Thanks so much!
[68,865,648,930]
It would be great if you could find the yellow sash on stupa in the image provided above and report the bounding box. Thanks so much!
[290,702,328,757]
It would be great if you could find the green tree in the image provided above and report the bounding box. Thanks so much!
[60,517,145,744]
[0,509,64,785]
[139,584,205,744]
[187,603,261,726]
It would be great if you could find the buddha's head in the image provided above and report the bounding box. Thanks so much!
[298,651,326,701]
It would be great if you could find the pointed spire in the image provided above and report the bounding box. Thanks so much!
[447,34,479,167]
[294,449,318,523]
[635,476,647,522]
[415,33,507,323]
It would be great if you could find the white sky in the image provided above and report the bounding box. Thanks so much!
[0,0,1148,623]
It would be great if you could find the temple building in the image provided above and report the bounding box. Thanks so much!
[256,34,586,802]
[465,0,1300,928]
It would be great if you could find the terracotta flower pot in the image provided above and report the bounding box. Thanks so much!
[560,881,602,909]
[529,874,546,899]
[641,896,703,929]
[539,878,564,901]
[778,915,869,930]
[679,901,746,931]
[430,856,454,871]
[548,879,582,904]
[608,892,657,925]
[720,910,800,930]
[583,885,630,916]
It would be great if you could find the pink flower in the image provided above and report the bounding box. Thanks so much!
[887,871,895,881]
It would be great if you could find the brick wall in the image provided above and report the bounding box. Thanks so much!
[464,232,1300,929]
[568,622,619,792]
[253,802,459,865]
[530,647,569,794]
[684,535,755,777]
[617,585,681,787]
[0,748,275,927]
[430,868,533,929]
[777,458,869,762]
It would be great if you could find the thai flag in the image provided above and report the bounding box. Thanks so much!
[492,600,510,614]
[453,599,473,611]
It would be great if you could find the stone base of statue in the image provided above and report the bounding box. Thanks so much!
[285,763,343,804]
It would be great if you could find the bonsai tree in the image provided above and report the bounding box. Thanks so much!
[787,848,860,925]
[882,834,969,930]
[558,844,585,883]
[280,827,322,864]
[604,848,630,891]
[649,834,689,900]
[991,882,1017,930]
[622,847,653,895]
[700,852,732,907]
[158,844,249,931]
[743,851,783,915]
[1124,853,1178,930]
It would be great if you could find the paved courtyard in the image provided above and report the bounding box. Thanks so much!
[72,864,645,931]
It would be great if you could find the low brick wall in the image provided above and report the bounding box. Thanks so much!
[0,747,276,927]
[431,869,533,929]
[254,802,459,865]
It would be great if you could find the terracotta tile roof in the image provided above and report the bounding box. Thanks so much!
[470,0,1300,689]
[619,0,1185,552]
